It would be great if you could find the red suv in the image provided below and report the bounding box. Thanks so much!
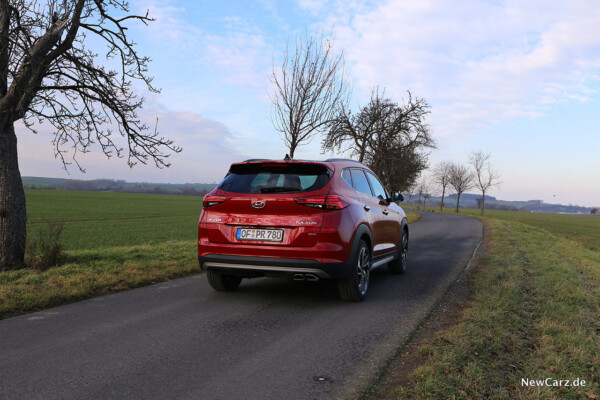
[197,158,408,301]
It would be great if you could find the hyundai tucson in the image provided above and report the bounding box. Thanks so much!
[197,158,408,301]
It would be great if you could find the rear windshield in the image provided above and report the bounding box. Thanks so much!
[219,163,332,194]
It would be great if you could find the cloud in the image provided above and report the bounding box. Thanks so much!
[313,0,600,137]
[141,1,202,49]
[138,0,272,89]
[202,31,271,87]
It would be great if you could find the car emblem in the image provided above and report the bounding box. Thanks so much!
[252,201,266,209]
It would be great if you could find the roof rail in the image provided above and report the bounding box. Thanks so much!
[242,159,270,162]
[325,158,365,165]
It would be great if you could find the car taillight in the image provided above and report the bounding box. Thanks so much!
[203,194,226,207]
[295,195,348,210]
[325,196,347,210]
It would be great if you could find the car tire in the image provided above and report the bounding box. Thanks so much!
[207,270,242,291]
[338,239,371,302]
[388,229,408,275]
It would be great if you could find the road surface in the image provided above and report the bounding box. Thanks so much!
[0,211,482,400]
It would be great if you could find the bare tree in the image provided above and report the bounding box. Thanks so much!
[469,151,501,216]
[448,163,474,213]
[322,87,390,162]
[415,182,423,210]
[404,179,417,204]
[591,208,598,215]
[423,191,431,209]
[270,32,349,158]
[0,0,180,270]
[323,89,435,192]
[431,161,452,212]
[367,137,430,194]
[417,177,432,210]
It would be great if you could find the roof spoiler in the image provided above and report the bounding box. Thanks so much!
[325,158,365,166]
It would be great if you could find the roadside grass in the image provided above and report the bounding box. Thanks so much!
[0,190,422,319]
[405,211,421,224]
[0,240,199,318]
[372,209,600,399]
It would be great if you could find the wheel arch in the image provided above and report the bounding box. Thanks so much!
[401,218,409,249]
[339,223,372,280]
[353,223,373,254]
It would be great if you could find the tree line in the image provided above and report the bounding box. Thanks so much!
[411,151,501,215]
[24,179,213,196]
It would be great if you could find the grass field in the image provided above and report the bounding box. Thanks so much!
[407,206,599,251]
[26,190,203,250]
[372,206,600,399]
[0,190,420,318]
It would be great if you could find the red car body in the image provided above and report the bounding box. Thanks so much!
[197,158,409,301]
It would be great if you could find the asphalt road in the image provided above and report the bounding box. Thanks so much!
[0,211,482,400]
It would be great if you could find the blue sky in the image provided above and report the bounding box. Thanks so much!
[16,0,600,206]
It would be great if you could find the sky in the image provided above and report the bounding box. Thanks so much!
[16,0,600,207]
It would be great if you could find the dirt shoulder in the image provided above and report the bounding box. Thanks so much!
[363,223,490,399]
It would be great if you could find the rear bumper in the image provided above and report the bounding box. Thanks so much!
[198,254,352,280]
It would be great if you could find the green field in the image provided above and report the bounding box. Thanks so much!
[406,206,600,251]
[26,190,203,250]
[373,207,600,399]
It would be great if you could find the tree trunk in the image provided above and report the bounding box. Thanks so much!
[480,191,486,216]
[440,187,445,212]
[0,118,27,270]
[358,149,365,163]
[455,193,461,213]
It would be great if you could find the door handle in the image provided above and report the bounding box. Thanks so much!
[363,205,370,211]
[382,210,389,215]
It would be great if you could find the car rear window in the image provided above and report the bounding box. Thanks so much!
[219,163,332,194]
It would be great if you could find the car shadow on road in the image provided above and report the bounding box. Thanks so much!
[208,267,406,306]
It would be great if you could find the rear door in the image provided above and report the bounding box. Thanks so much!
[348,168,387,257]
[203,162,331,247]
[365,170,400,253]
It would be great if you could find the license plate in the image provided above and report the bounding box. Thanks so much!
[236,228,284,242]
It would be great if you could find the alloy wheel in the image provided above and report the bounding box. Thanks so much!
[357,246,370,295]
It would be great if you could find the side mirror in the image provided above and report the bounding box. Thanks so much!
[391,192,404,202]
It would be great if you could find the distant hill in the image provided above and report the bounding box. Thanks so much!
[447,193,497,201]
[22,176,217,196]
[408,192,596,215]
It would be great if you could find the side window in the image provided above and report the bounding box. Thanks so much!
[366,171,388,201]
[341,168,353,187]
[350,169,373,196]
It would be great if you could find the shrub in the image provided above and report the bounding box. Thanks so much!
[26,222,65,272]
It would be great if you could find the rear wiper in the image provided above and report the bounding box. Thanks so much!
[260,186,301,193]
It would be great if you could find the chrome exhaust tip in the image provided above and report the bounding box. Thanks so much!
[304,274,319,282]
[292,273,306,281]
